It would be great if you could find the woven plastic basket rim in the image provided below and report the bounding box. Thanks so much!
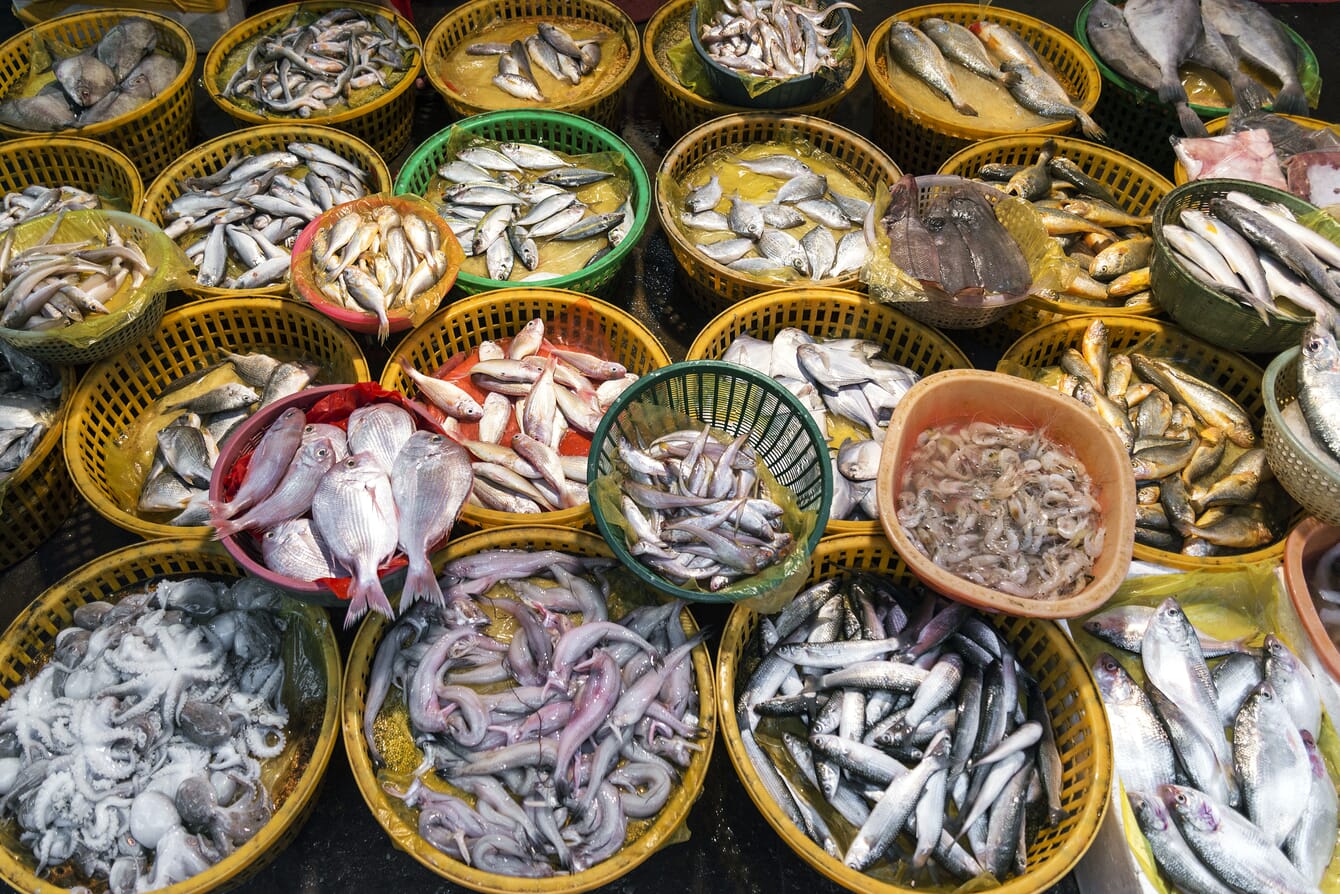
[0,8,196,138]
[643,0,867,116]
[340,524,717,894]
[203,0,422,128]
[586,359,834,603]
[0,134,145,210]
[714,532,1113,894]
[0,537,342,894]
[1263,345,1340,490]
[422,0,642,119]
[396,109,651,293]
[867,5,1101,141]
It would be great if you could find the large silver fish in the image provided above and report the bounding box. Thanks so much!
[1298,321,1340,463]
[885,21,976,116]
[392,431,473,607]
[311,451,400,626]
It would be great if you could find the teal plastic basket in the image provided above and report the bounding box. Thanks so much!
[587,360,833,604]
[394,109,651,297]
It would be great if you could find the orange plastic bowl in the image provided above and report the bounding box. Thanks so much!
[1282,517,1340,683]
[876,369,1136,619]
[289,194,464,337]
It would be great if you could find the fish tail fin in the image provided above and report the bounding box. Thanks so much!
[1157,78,1190,106]
[401,552,445,607]
[953,99,979,117]
[1271,81,1310,117]
[209,511,249,540]
[1176,103,1208,138]
[377,312,390,344]
[1230,77,1272,113]
[345,567,394,627]
[1077,109,1107,142]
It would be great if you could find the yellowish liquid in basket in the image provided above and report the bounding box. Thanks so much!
[876,53,1062,131]
[438,18,629,109]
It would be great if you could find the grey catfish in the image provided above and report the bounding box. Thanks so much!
[1122,0,1203,105]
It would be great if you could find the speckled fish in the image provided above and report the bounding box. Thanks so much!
[885,21,976,116]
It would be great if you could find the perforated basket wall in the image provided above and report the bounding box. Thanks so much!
[0,364,76,570]
[0,135,142,213]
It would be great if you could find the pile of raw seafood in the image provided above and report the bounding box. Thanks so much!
[466,23,609,102]
[212,393,472,625]
[0,577,292,891]
[0,185,104,233]
[1030,318,1280,557]
[0,342,60,483]
[722,327,920,522]
[400,315,636,514]
[883,17,1102,137]
[163,142,375,292]
[1085,596,1335,893]
[734,572,1067,883]
[673,141,872,282]
[1173,110,1340,203]
[218,7,418,117]
[364,548,706,877]
[695,0,855,81]
[446,17,624,108]
[429,140,634,283]
[0,17,180,132]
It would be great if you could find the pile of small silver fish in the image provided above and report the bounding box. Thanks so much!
[1160,189,1340,325]
[1087,597,1334,894]
[162,142,372,292]
[967,140,1158,309]
[307,201,450,341]
[882,174,1031,305]
[896,420,1103,601]
[1084,0,1308,127]
[885,18,1104,139]
[0,576,290,891]
[365,548,705,877]
[466,23,607,102]
[0,341,61,483]
[736,572,1067,882]
[610,424,795,591]
[678,150,871,281]
[0,186,102,234]
[721,328,920,521]
[212,398,472,626]
[0,215,148,331]
[696,0,857,80]
[1041,318,1278,557]
[431,140,633,282]
[0,17,180,132]
[1296,320,1340,468]
[403,317,635,514]
[220,7,417,117]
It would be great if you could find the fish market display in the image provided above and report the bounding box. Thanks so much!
[1173,128,1291,189]
[0,576,291,890]
[1174,109,1340,202]
[0,17,181,132]
[1159,189,1340,326]
[219,7,418,117]
[1084,0,1310,118]
[1036,318,1281,557]
[896,420,1103,600]
[212,395,472,625]
[0,215,148,331]
[734,571,1068,883]
[364,549,706,877]
[673,140,873,283]
[305,200,452,341]
[881,174,1031,306]
[883,18,1103,138]
[721,328,920,521]
[0,185,103,233]
[0,341,61,482]
[444,17,628,109]
[162,142,373,292]
[967,140,1158,309]
[1087,596,1335,893]
[695,0,856,80]
[427,139,633,283]
[398,316,635,514]
[465,23,609,102]
[606,424,795,590]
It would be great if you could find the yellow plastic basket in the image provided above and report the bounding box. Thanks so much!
[657,113,902,316]
[1172,113,1340,186]
[717,533,1112,894]
[0,364,76,570]
[343,524,717,894]
[685,286,972,535]
[0,135,142,213]
[64,295,370,542]
[0,537,341,894]
[380,287,671,530]
[868,5,1102,175]
[0,9,195,180]
[643,0,867,143]
[203,1,422,163]
[423,0,640,133]
[998,313,1300,569]
[938,134,1172,342]
[138,123,393,301]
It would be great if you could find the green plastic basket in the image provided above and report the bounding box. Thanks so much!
[394,109,650,298]
[1151,178,1324,355]
[587,360,832,604]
